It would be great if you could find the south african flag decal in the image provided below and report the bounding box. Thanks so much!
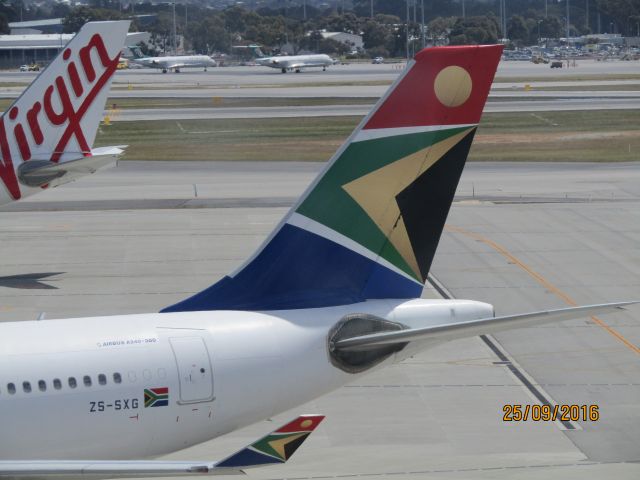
[144,387,169,408]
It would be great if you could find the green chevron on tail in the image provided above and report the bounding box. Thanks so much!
[163,45,503,312]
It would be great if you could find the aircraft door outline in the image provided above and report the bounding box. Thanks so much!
[168,336,215,404]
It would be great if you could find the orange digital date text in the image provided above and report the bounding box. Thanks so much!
[502,404,599,422]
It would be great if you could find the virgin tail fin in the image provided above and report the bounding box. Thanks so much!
[163,45,503,312]
[0,20,129,204]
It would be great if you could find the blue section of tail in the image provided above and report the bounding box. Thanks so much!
[161,224,421,312]
[216,449,283,468]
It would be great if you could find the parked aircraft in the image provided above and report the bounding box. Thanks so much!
[241,44,335,73]
[255,53,335,73]
[0,21,129,206]
[0,44,635,478]
[129,49,216,73]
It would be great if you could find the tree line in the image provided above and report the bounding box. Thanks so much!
[0,1,636,55]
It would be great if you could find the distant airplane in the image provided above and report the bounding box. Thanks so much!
[0,20,130,207]
[129,49,216,73]
[256,53,335,73]
[241,44,335,73]
[0,44,636,478]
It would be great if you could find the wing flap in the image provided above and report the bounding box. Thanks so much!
[333,302,638,351]
[0,460,231,477]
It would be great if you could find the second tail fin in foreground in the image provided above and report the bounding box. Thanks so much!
[0,20,129,206]
[163,45,503,312]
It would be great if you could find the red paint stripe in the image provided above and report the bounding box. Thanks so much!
[275,415,325,433]
[364,45,502,130]
[50,51,119,163]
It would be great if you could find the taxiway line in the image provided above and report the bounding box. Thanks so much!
[444,224,640,356]
[427,273,578,430]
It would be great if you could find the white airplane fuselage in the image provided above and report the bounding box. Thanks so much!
[132,55,216,72]
[0,298,492,460]
[256,54,333,72]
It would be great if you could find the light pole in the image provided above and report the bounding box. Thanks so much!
[538,19,542,45]
[585,0,589,31]
[566,0,570,40]
[502,0,507,41]
[421,0,425,48]
[172,2,177,55]
[406,0,410,61]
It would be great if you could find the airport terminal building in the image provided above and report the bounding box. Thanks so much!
[0,18,148,69]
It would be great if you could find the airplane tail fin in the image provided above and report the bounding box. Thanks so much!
[130,45,145,59]
[0,20,129,202]
[248,44,266,58]
[215,415,325,469]
[162,45,503,313]
[0,415,325,477]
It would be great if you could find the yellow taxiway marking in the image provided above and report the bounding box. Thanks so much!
[446,224,640,356]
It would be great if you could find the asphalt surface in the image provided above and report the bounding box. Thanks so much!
[1,161,639,479]
[102,97,640,121]
[2,58,640,86]
[0,55,639,479]
[0,59,638,100]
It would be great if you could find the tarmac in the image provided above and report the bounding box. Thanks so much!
[1,161,639,479]
[103,98,640,121]
[0,57,639,479]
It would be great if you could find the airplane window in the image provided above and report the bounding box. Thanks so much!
[68,377,77,388]
[113,373,122,384]
[38,380,46,392]
[157,368,167,379]
[23,381,31,393]
[53,378,62,390]
[83,376,92,387]
[98,374,107,385]
[143,369,152,381]
[7,383,16,394]
[128,371,136,382]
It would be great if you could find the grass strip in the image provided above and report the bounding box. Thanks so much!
[88,109,640,163]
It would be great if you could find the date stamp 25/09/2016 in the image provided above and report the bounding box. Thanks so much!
[503,404,599,422]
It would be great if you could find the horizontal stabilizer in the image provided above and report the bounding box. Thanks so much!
[17,146,125,188]
[333,302,638,351]
[0,415,324,478]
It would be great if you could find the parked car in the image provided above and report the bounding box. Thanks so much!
[550,61,563,68]
[372,56,384,64]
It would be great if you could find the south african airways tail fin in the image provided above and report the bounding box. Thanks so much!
[0,20,129,206]
[163,45,503,312]
[215,414,325,470]
[0,415,325,477]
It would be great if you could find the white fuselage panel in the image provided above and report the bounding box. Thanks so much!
[0,299,492,460]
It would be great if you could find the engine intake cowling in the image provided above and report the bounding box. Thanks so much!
[328,313,408,373]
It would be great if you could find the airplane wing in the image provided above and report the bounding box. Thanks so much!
[332,302,638,351]
[17,146,126,189]
[0,415,324,478]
